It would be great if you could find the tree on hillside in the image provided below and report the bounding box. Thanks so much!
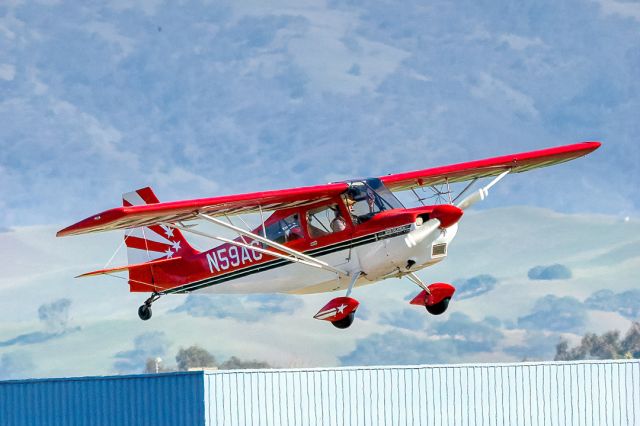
[143,357,172,374]
[622,322,640,357]
[176,345,217,370]
[140,344,273,372]
[219,356,270,370]
[555,322,640,361]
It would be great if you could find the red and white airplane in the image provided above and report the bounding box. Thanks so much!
[58,142,600,328]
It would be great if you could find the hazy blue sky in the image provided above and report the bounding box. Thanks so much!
[0,0,638,378]
[0,0,638,228]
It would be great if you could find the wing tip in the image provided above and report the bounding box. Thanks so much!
[572,141,602,158]
[56,207,126,237]
[56,228,70,238]
[57,222,92,238]
[581,141,602,150]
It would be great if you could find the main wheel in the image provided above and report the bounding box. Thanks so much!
[138,304,152,321]
[331,312,355,329]
[425,297,450,315]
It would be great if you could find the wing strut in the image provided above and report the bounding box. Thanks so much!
[456,170,510,210]
[451,178,479,204]
[169,223,328,270]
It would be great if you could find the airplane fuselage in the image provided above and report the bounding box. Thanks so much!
[150,207,459,296]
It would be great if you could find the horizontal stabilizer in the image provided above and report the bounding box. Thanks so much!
[75,257,182,278]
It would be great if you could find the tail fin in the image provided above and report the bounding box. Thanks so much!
[122,187,197,291]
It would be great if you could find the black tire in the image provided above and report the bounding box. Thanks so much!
[331,312,355,329]
[425,298,450,315]
[138,304,152,321]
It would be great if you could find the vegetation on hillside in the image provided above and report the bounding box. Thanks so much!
[144,345,271,373]
[555,322,640,361]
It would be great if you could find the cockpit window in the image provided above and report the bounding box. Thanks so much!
[307,204,345,238]
[345,178,403,223]
[262,213,303,244]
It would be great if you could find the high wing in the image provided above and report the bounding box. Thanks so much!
[57,183,348,237]
[379,142,601,191]
[58,142,600,237]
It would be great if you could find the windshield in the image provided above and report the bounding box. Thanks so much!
[345,178,404,223]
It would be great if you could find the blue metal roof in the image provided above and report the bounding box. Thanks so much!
[0,371,205,426]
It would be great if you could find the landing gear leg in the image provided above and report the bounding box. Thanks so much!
[406,272,431,295]
[345,271,362,298]
[138,292,161,321]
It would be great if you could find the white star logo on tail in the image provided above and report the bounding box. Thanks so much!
[171,240,181,252]
[160,224,174,238]
[164,248,174,259]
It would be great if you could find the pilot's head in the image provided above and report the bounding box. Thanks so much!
[345,193,356,212]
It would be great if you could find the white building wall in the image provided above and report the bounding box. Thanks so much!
[203,360,640,426]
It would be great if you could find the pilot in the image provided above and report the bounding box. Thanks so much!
[330,208,347,232]
[343,190,360,224]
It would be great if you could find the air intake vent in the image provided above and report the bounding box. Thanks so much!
[432,243,447,257]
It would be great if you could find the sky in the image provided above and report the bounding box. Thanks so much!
[0,0,639,378]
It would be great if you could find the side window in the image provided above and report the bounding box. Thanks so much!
[307,204,346,238]
[264,213,303,244]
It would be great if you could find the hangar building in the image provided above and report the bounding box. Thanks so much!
[1,359,638,425]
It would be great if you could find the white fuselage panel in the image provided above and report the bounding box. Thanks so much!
[194,224,458,295]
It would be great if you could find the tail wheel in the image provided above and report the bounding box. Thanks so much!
[331,312,355,329]
[425,297,450,315]
[138,292,161,321]
[138,304,152,321]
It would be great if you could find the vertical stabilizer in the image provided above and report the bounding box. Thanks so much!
[122,187,197,291]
